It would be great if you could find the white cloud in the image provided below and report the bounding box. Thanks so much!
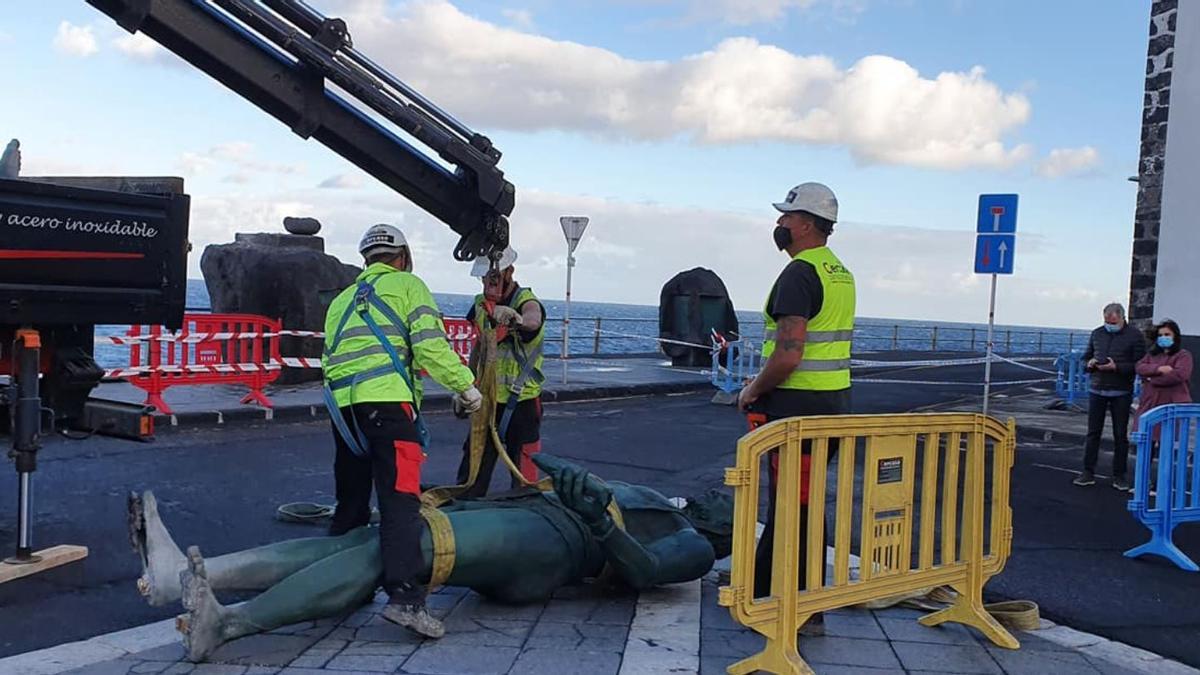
[1036,146,1100,178]
[113,32,167,62]
[319,173,367,189]
[677,0,868,25]
[53,21,98,57]
[500,8,535,30]
[334,1,1030,170]
[177,179,1115,328]
[177,142,305,178]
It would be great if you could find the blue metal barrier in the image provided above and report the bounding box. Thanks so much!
[711,339,760,393]
[1055,349,1143,406]
[1125,403,1200,572]
[1055,350,1089,405]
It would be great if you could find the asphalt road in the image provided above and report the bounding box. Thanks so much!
[3,358,1195,667]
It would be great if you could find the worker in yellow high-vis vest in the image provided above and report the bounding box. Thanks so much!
[455,246,546,497]
[322,223,482,640]
[737,182,855,636]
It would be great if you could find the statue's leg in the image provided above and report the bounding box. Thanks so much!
[130,491,186,606]
[179,539,383,662]
[130,491,374,606]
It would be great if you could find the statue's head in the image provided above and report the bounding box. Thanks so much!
[681,489,734,560]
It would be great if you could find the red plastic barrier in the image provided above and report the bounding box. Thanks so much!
[125,313,282,415]
[444,318,478,365]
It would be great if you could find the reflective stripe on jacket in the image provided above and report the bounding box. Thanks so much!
[323,263,474,407]
[473,287,545,404]
[761,246,856,391]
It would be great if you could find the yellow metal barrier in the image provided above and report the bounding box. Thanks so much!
[718,413,1017,675]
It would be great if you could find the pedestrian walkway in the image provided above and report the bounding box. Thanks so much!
[699,576,1196,675]
[93,356,713,429]
[7,562,1195,675]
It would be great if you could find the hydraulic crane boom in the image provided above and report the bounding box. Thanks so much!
[85,0,514,260]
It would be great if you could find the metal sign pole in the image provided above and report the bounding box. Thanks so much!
[559,216,590,385]
[973,194,1017,419]
[983,273,997,418]
[563,245,574,384]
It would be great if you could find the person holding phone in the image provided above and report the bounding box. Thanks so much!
[1075,303,1147,490]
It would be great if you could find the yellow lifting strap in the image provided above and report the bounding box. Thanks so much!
[856,586,1041,632]
[418,315,624,588]
[421,318,552,509]
[419,504,456,588]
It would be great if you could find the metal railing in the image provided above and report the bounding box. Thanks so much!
[176,309,1089,358]
[539,318,1088,357]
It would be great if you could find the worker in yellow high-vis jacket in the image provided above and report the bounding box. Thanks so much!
[322,223,482,640]
[737,183,855,636]
[455,246,546,497]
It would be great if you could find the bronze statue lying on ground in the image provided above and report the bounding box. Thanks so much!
[128,454,733,661]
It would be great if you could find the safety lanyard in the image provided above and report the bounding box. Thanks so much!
[323,278,430,456]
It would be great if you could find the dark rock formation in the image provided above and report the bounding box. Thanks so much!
[1129,0,1177,327]
[284,217,321,235]
[1,139,20,178]
[201,230,358,383]
[659,268,738,367]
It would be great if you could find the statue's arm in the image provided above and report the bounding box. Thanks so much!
[595,526,659,590]
[598,516,715,590]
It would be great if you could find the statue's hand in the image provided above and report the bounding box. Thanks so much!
[534,455,614,535]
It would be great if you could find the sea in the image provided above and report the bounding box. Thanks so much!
[91,280,1090,368]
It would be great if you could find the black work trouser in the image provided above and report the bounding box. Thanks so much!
[329,402,426,606]
[456,397,542,498]
[753,389,850,599]
[1083,393,1133,478]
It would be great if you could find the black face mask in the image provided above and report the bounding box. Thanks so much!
[772,226,792,251]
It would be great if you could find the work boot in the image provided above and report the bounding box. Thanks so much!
[799,612,825,637]
[382,603,445,639]
[1072,470,1096,487]
[1111,475,1132,492]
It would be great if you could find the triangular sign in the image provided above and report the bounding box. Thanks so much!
[560,216,589,254]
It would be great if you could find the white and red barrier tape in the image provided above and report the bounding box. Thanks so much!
[105,330,323,345]
[104,329,476,345]
[105,356,322,378]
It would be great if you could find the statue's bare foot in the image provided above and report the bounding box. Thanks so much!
[128,490,186,606]
[177,546,227,663]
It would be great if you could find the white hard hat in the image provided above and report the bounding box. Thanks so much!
[358,223,407,256]
[773,182,838,223]
[470,247,518,277]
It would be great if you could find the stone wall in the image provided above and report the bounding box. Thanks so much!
[1129,0,1178,327]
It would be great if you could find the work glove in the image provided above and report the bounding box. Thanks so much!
[491,305,523,328]
[454,386,483,414]
[452,396,470,419]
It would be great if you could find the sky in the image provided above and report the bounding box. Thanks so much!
[0,0,1152,328]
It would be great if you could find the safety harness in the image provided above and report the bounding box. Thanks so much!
[494,286,545,438]
[322,278,431,456]
[314,267,622,591]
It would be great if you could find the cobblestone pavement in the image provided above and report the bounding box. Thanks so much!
[53,582,638,675]
[698,577,1198,675]
[16,574,1197,675]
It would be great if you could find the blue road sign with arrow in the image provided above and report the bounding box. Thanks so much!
[975,234,1015,274]
[975,194,1018,275]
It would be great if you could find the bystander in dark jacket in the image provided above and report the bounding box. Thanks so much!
[1075,303,1147,491]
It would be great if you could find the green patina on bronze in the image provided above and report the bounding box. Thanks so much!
[131,455,733,661]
